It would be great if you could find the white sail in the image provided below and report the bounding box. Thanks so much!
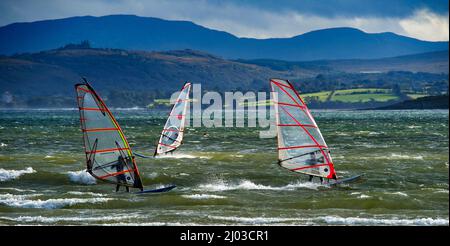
[155,82,191,155]
[270,78,337,179]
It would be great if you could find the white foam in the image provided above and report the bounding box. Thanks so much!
[1,214,139,223]
[44,155,53,158]
[389,154,423,160]
[155,153,211,159]
[0,193,113,209]
[182,194,227,199]
[146,172,159,179]
[208,215,308,224]
[357,194,372,199]
[230,154,244,158]
[0,143,7,147]
[359,154,424,160]
[66,191,106,197]
[197,179,325,192]
[407,125,422,129]
[0,187,37,193]
[385,191,409,197]
[67,170,96,185]
[0,167,36,182]
[320,216,449,226]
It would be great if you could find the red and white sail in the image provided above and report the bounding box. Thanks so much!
[270,78,337,179]
[155,82,191,155]
[75,81,143,189]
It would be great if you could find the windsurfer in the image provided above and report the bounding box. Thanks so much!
[307,152,324,183]
[114,156,129,192]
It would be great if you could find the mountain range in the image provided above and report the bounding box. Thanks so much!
[0,15,448,60]
[0,47,447,108]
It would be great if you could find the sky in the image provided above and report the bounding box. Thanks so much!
[0,0,448,41]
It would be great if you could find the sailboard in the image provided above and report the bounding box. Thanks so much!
[270,78,361,184]
[75,79,175,193]
[154,82,191,156]
[135,184,177,194]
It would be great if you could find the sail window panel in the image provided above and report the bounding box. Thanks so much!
[275,86,304,109]
[278,106,315,126]
[280,127,317,148]
[307,128,327,147]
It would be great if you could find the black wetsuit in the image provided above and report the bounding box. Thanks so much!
[115,156,129,192]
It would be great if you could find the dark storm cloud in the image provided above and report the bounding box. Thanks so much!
[0,0,448,41]
[231,0,448,17]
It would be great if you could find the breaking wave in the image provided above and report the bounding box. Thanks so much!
[0,167,36,182]
[197,179,325,192]
[155,153,211,159]
[0,193,113,209]
[320,216,449,226]
[207,215,448,226]
[67,170,96,185]
[0,214,139,223]
[182,194,227,199]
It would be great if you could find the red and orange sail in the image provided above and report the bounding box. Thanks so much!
[75,81,143,189]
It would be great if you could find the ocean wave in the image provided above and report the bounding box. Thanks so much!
[320,216,449,226]
[0,193,113,209]
[407,125,422,129]
[67,170,96,185]
[0,187,37,193]
[357,194,372,199]
[208,215,308,224]
[146,172,159,179]
[66,191,106,197]
[389,154,423,160]
[155,153,210,159]
[0,214,139,223]
[197,179,325,192]
[182,194,227,199]
[385,191,409,197]
[0,167,36,182]
[358,153,424,160]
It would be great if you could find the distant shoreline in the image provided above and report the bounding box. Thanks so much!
[371,95,449,110]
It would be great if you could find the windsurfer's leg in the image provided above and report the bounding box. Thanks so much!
[126,186,129,192]
[116,184,120,192]
[320,177,323,183]
[309,175,313,182]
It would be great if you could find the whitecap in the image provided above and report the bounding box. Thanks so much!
[67,170,96,185]
[208,215,307,224]
[0,167,36,182]
[320,216,448,226]
[182,194,226,199]
[0,214,138,223]
[357,194,371,199]
[0,193,113,209]
[155,153,210,159]
[196,179,325,192]
[385,191,409,197]
[66,191,106,197]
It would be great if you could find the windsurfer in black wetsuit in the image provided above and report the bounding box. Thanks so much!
[114,156,129,192]
[307,152,324,183]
